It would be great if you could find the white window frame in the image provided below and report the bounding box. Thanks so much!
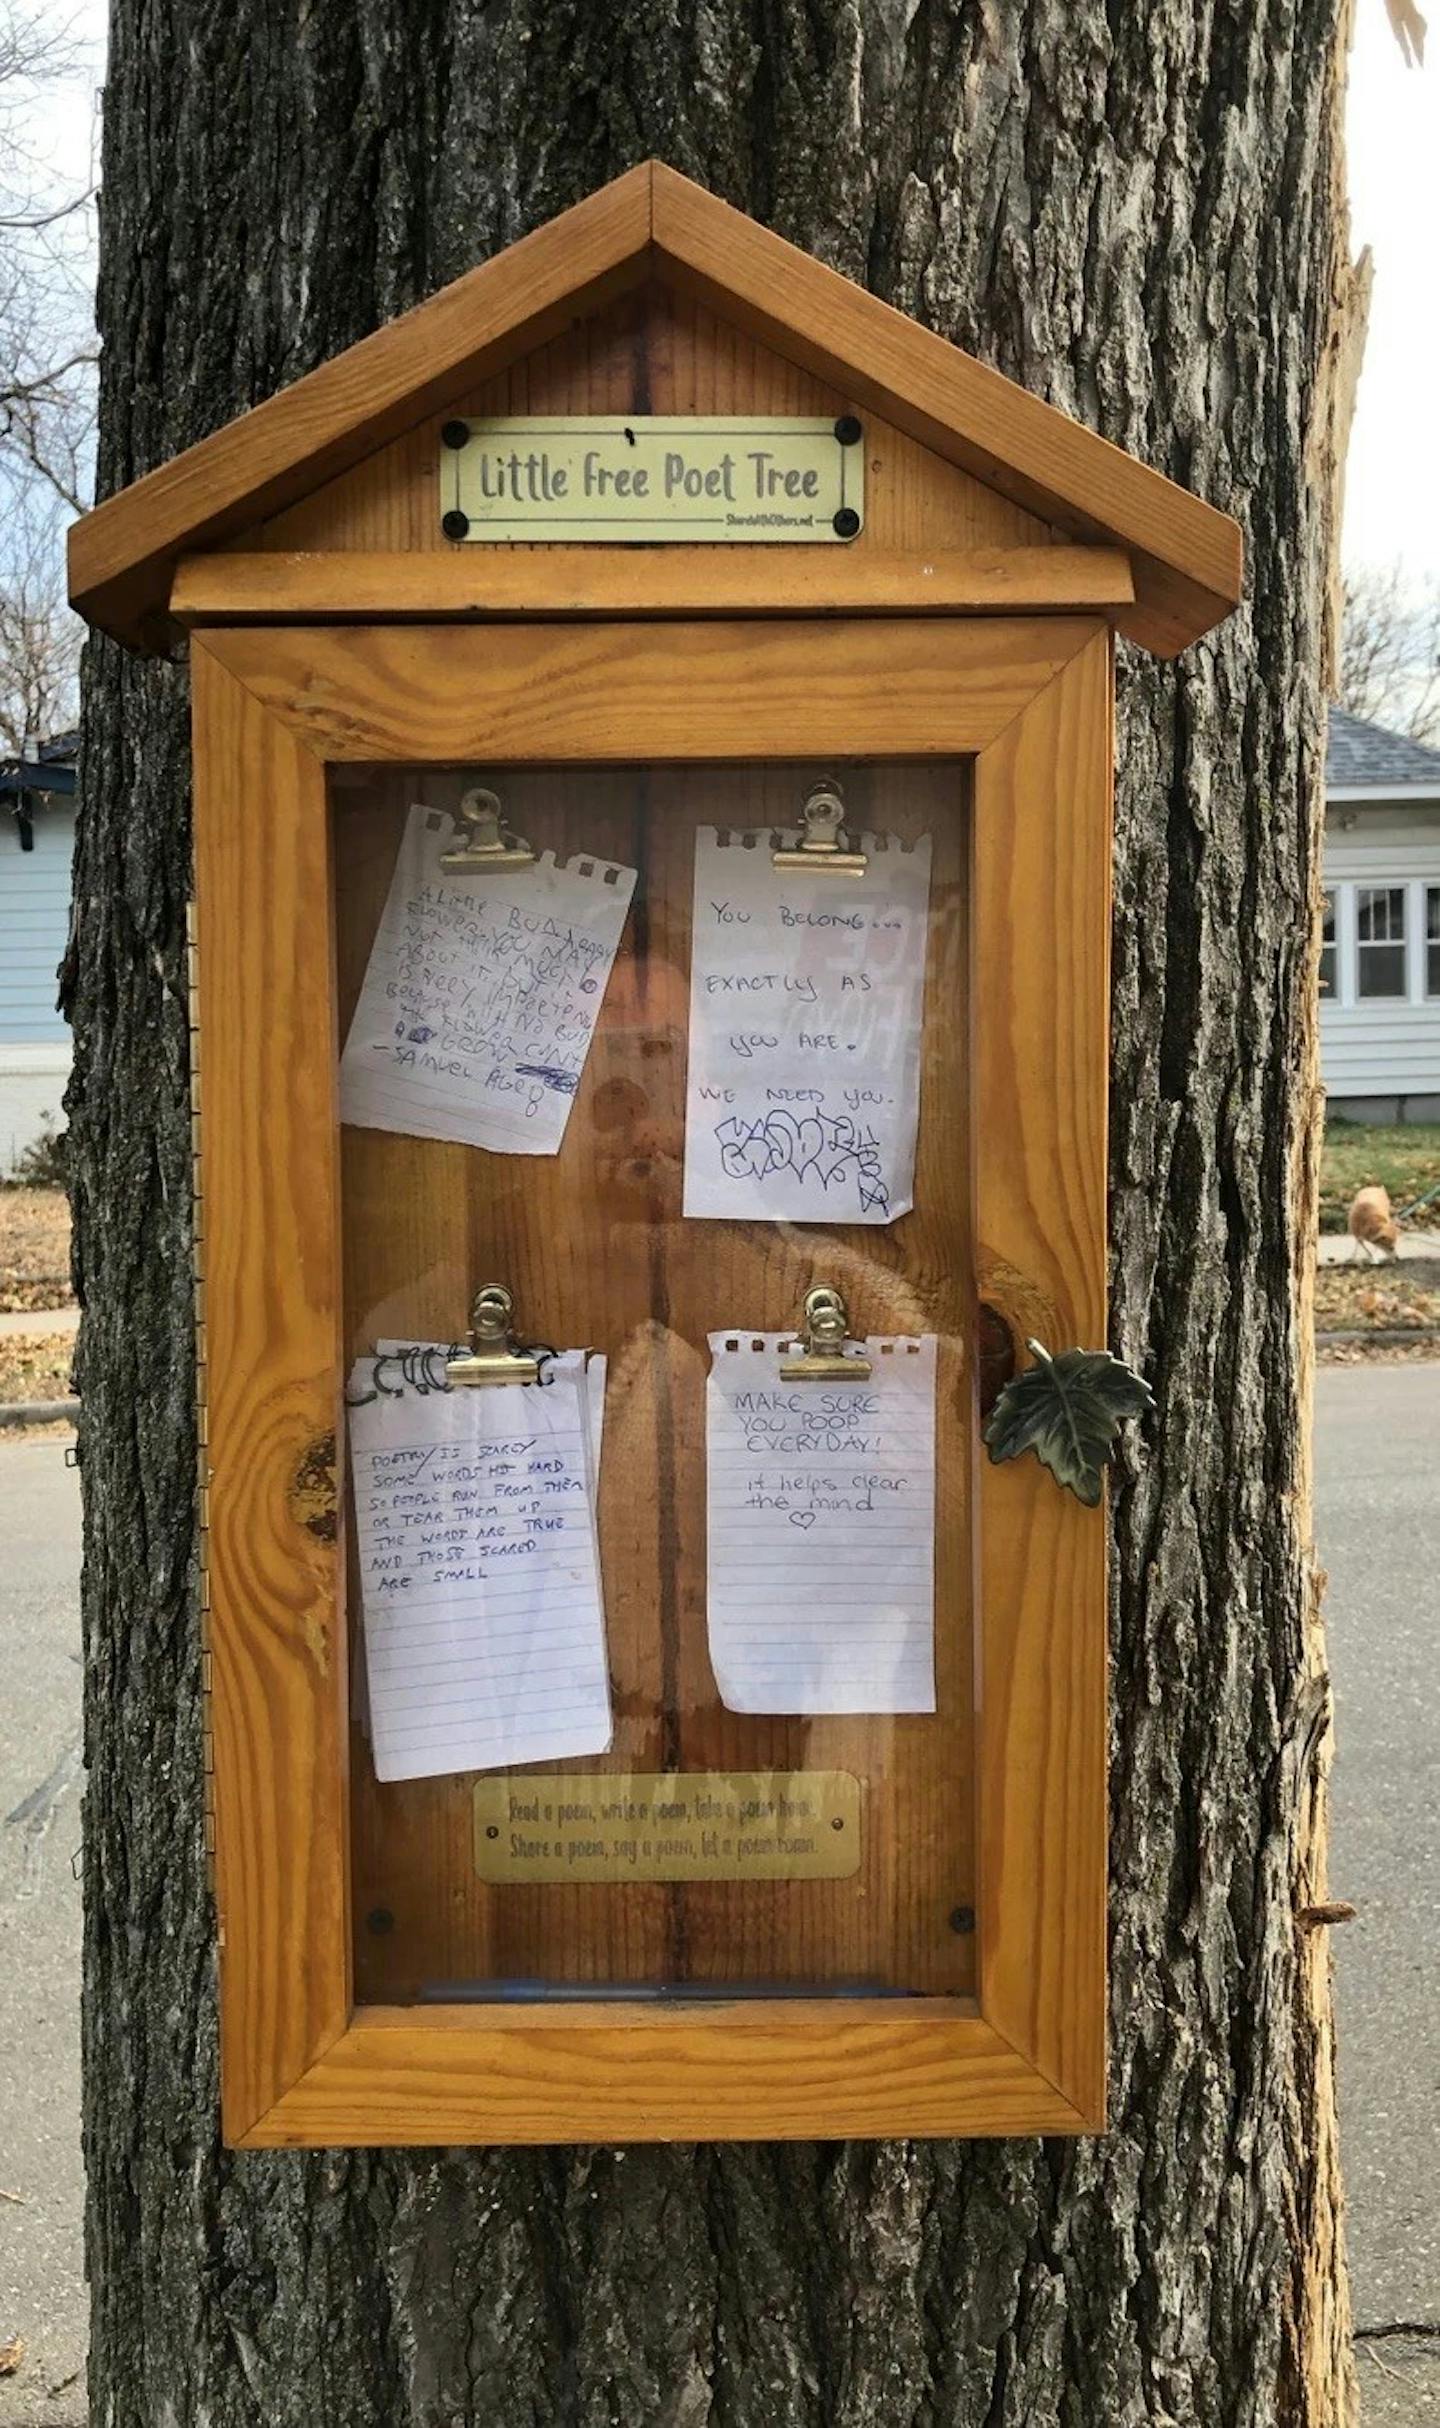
[1354,881,1410,1002]
[1340,883,1408,1005]
[1318,885,1339,1003]
[1334,882,1359,1009]
[1323,876,1440,1009]
[1407,877,1429,1004]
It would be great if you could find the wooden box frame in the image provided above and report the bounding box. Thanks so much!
[192,610,1111,2147]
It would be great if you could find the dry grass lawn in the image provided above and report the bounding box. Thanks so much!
[1319,1122,1440,1233]
[0,1187,74,1312]
[0,1334,75,1403]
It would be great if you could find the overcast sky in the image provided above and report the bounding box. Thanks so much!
[23,1,1440,578]
[1342,7,1440,571]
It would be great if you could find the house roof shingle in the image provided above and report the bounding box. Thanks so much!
[1327,706,1440,792]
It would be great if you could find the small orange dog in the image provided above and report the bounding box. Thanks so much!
[1348,1184,1400,1260]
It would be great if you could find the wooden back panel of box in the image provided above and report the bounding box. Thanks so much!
[334,759,976,2002]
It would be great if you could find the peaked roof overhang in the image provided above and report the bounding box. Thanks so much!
[69,160,1242,659]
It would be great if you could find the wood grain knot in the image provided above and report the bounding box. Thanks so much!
[973,1255,1058,1420]
[977,1303,1017,1419]
[289,1432,337,1542]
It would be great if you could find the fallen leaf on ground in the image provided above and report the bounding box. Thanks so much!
[1318,1339,1440,1366]
[0,2333,26,2375]
[1314,1259,1440,1335]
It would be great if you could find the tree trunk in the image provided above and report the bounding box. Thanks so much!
[68,4,1353,2421]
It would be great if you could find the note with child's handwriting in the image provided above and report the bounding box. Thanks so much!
[340,802,636,1154]
[371,1341,607,1487]
[706,1331,937,1714]
[348,1352,611,1780]
[684,827,932,1224]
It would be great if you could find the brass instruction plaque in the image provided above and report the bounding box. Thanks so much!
[474,1770,862,1884]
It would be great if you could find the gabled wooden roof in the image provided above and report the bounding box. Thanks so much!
[69,160,1242,658]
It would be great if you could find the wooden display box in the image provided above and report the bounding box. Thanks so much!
[69,162,1241,2146]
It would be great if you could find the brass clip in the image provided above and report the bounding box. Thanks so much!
[446,1284,541,1387]
[779,1285,872,1380]
[772,779,868,876]
[440,786,537,873]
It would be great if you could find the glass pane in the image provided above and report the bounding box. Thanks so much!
[1358,943,1406,999]
[1357,885,1404,942]
[332,760,977,2005]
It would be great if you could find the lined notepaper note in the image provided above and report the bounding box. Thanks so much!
[706,1331,937,1714]
[372,1342,608,1483]
[684,827,932,1224]
[348,1353,611,1780]
[340,802,636,1154]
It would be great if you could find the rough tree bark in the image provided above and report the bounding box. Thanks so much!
[68,4,1354,2422]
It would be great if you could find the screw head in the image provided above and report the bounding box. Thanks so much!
[441,508,471,541]
[832,506,861,540]
[441,419,471,450]
[366,1907,395,1936]
[948,1904,976,1935]
[834,414,862,446]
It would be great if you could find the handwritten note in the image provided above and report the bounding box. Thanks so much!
[340,803,636,1154]
[684,827,932,1225]
[372,1341,607,1484]
[348,1353,611,1780]
[706,1331,937,1714]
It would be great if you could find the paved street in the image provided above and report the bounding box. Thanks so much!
[1317,1362,1440,2423]
[0,1373,1435,2420]
[0,1441,84,2427]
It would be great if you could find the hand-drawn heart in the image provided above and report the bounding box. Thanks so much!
[788,1510,817,1529]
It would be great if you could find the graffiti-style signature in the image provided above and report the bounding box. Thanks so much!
[714,1111,890,1215]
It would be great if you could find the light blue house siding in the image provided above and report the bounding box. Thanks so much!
[0,800,75,1168]
[1322,710,1440,1124]
[2,800,73,1041]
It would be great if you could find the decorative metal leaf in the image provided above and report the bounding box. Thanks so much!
[981,1337,1153,1506]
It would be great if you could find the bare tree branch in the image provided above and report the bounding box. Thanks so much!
[0,486,81,754]
[0,0,98,509]
[1338,564,1440,745]
[0,196,93,233]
